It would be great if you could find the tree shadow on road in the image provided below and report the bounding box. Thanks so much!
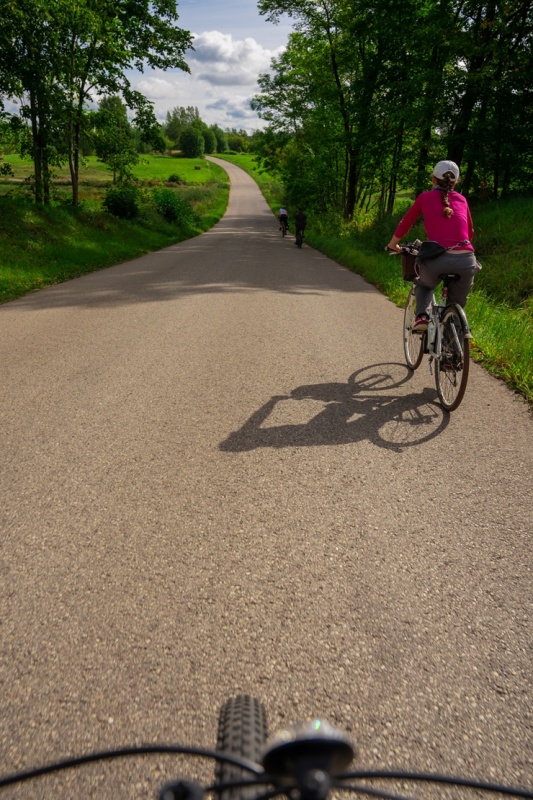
[2,223,378,311]
[220,363,449,452]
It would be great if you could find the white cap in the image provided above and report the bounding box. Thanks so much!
[433,160,460,180]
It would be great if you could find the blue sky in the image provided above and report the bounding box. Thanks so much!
[129,0,293,131]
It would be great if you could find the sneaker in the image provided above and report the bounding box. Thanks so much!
[413,314,429,332]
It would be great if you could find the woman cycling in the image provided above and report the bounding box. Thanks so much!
[386,160,477,332]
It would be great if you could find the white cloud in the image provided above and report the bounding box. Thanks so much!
[130,30,284,132]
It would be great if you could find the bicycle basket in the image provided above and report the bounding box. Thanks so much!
[401,252,417,281]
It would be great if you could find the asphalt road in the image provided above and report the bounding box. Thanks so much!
[1,157,531,798]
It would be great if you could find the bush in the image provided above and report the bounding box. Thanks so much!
[152,187,194,224]
[168,173,181,183]
[0,162,14,177]
[180,128,205,158]
[102,186,139,219]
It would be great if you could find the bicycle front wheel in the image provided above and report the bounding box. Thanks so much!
[435,304,470,411]
[215,695,268,800]
[403,287,424,370]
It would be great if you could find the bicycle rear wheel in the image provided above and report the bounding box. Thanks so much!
[403,287,424,370]
[435,304,470,411]
[215,695,268,800]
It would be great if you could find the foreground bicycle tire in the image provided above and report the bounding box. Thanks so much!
[215,695,268,800]
[1,700,532,800]
[403,288,424,370]
[435,304,470,411]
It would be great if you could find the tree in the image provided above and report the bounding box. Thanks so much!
[180,127,204,158]
[202,127,217,154]
[0,0,193,204]
[226,129,251,152]
[255,0,533,223]
[93,96,137,183]
[0,0,65,203]
[164,106,201,146]
[210,124,228,153]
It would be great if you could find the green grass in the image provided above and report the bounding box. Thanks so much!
[0,157,229,303]
[0,153,217,198]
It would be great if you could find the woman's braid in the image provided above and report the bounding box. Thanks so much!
[437,171,456,218]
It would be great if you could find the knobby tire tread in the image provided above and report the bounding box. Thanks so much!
[215,696,268,800]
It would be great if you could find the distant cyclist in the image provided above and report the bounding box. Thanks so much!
[386,160,477,332]
[278,206,289,232]
[294,208,307,244]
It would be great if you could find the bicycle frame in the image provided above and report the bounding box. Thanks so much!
[425,284,471,372]
[398,243,473,411]
[424,291,446,370]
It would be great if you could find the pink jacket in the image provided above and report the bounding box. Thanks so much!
[394,189,475,251]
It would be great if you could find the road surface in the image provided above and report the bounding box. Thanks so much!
[1,157,531,797]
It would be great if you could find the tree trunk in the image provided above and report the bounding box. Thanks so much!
[29,89,44,204]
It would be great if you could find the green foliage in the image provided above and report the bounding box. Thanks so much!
[151,187,195,224]
[202,128,217,155]
[180,127,205,158]
[255,0,533,218]
[211,125,228,153]
[226,129,250,153]
[0,162,14,176]
[102,185,139,219]
[167,173,182,183]
[93,96,139,183]
[0,0,193,205]
[164,106,201,145]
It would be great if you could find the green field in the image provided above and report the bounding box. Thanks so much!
[0,153,218,198]
[0,155,229,303]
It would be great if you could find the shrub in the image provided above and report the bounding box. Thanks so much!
[0,162,14,177]
[180,128,205,158]
[102,186,139,219]
[168,173,181,183]
[152,187,194,224]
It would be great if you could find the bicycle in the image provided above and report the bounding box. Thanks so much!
[390,241,472,412]
[280,218,289,237]
[1,695,531,799]
[295,228,304,248]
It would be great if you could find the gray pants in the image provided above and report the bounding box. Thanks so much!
[415,251,477,316]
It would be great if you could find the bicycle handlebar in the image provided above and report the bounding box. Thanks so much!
[386,240,422,255]
[1,714,531,800]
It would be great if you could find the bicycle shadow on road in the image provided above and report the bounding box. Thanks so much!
[220,363,449,452]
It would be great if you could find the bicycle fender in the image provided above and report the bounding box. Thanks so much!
[448,303,472,339]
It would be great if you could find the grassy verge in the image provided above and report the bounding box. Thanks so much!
[0,157,229,303]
